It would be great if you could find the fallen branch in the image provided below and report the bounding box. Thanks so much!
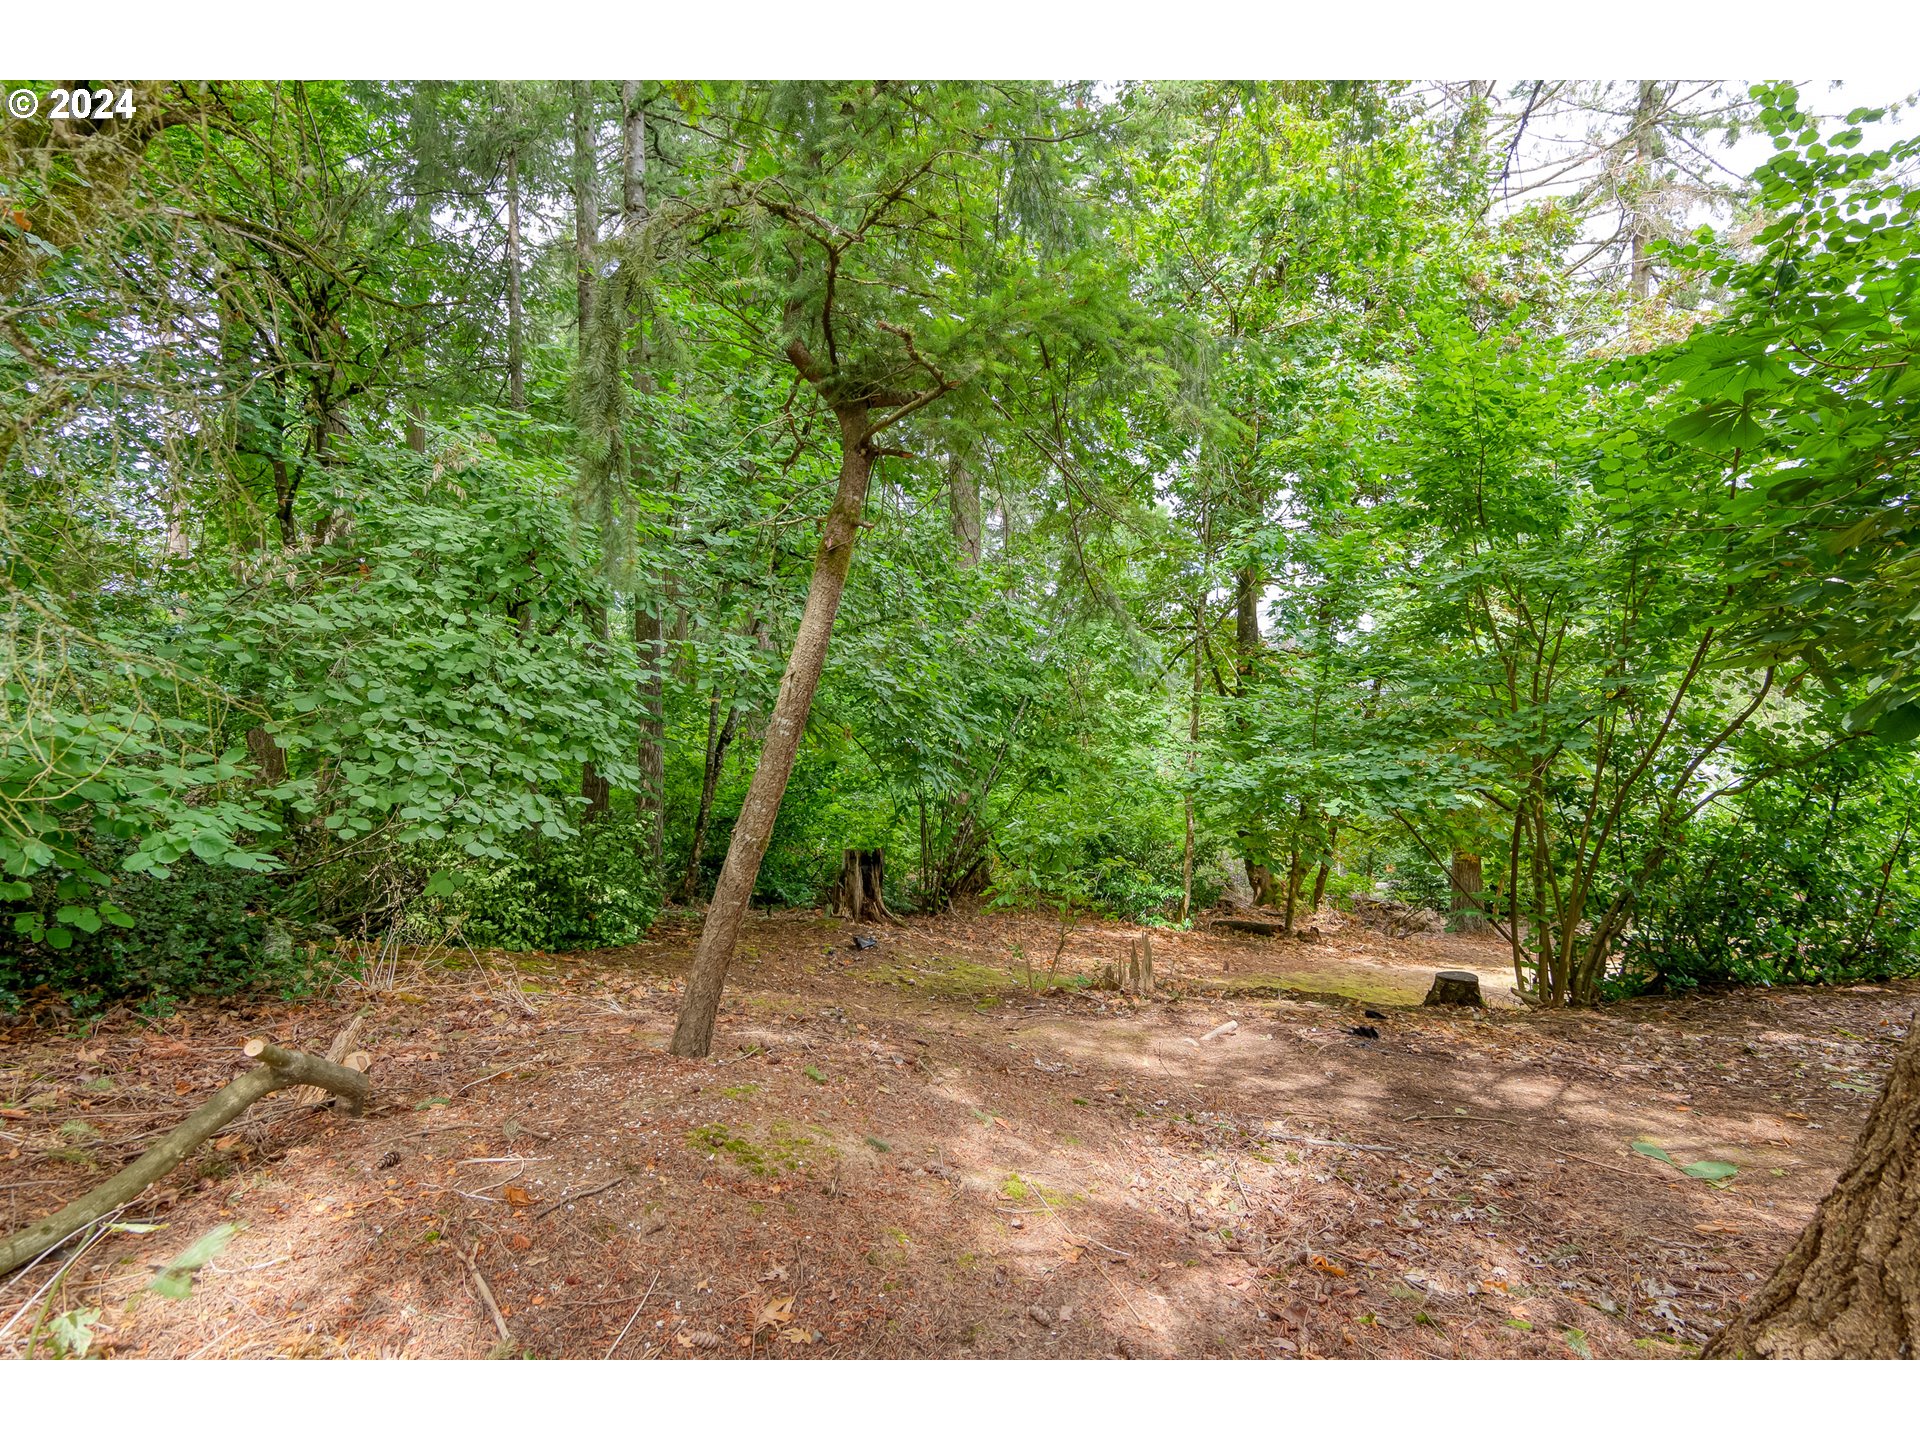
[457,1242,513,1348]
[1211,919,1288,937]
[605,1270,660,1359]
[1395,1112,1520,1125]
[0,1038,372,1275]
[289,1014,366,1106]
[531,1175,627,1221]
[1263,1133,1398,1154]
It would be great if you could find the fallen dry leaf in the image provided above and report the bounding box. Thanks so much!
[503,1185,533,1206]
[755,1294,796,1331]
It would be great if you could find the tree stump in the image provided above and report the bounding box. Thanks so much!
[831,848,896,923]
[1122,932,1155,996]
[1422,970,1484,1008]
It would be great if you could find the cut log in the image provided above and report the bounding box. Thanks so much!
[0,1038,373,1275]
[288,1013,366,1107]
[1212,918,1286,937]
[1422,970,1485,1008]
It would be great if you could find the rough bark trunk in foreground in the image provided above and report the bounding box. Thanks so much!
[0,1040,370,1275]
[1706,1014,1920,1358]
[670,411,877,1057]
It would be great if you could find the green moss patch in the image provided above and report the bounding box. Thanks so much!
[685,1120,818,1177]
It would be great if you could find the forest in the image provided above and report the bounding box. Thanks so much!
[2,78,1918,1362]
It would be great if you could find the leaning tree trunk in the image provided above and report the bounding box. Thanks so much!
[1705,1014,1920,1358]
[669,411,876,1058]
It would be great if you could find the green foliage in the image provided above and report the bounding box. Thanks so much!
[0,851,317,1014]
[1617,746,1920,994]
[419,818,661,953]
[188,434,638,866]
[7,76,1920,1025]
[148,1223,244,1299]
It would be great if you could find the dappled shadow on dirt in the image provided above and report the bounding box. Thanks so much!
[2,904,1912,1359]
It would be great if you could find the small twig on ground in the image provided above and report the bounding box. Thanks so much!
[1264,1133,1398,1154]
[1547,1146,1653,1180]
[185,1320,244,1359]
[457,1060,545,1094]
[1395,1112,1520,1125]
[456,1242,512,1346]
[531,1175,627,1221]
[605,1270,660,1359]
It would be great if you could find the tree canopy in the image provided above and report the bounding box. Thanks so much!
[3,78,1917,1019]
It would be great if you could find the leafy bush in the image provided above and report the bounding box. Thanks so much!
[0,854,319,1014]
[1614,752,1920,995]
[420,818,662,952]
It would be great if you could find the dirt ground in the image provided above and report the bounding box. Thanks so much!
[2,905,1914,1360]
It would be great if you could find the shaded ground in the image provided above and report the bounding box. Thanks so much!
[2,904,1913,1359]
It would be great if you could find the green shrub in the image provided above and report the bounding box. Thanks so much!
[1614,752,1920,996]
[0,854,320,1014]
[419,818,661,952]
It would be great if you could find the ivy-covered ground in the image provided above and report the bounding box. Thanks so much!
[2,906,1912,1359]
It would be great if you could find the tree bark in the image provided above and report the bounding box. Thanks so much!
[1627,80,1662,302]
[1423,970,1485,1008]
[1449,849,1491,934]
[832,848,893,923]
[570,80,598,341]
[621,80,667,871]
[669,410,878,1057]
[1281,846,1303,934]
[1234,564,1261,690]
[1706,1014,1920,1358]
[504,143,525,412]
[679,687,742,903]
[1180,607,1202,924]
[579,598,614,822]
[949,451,982,566]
